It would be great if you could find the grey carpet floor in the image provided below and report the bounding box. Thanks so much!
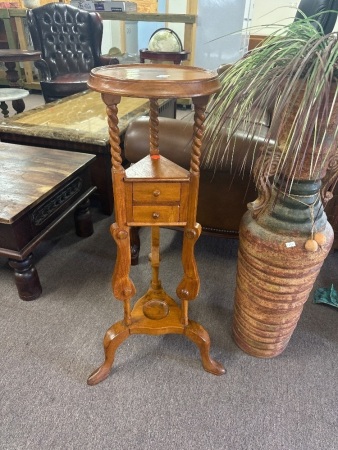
[1,205,337,450]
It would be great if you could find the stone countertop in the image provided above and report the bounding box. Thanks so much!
[0,90,156,147]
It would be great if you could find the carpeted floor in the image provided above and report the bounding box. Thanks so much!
[1,203,338,450]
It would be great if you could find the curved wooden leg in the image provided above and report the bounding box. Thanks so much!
[87,321,130,386]
[176,223,201,326]
[8,254,42,301]
[184,320,226,375]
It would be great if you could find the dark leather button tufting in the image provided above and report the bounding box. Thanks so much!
[43,13,51,24]
[26,2,119,103]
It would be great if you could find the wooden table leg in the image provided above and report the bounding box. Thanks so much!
[4,61,26,114]
[74,198,94,237]
[0,101,9,118]
[8,254,42,301]
[11,98,26,115]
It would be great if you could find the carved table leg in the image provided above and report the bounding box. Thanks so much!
[0,99,25,117]
[0,101,9,118]
[74,198,94,237]
[4,61,20,86]
[4,62,26,114]
[12,98,25,115]
[87,222,136,385]
[176,223,225,375]
[176,97,225,375]
[8,254,42,301]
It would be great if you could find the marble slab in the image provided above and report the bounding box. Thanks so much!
[0,90,166,147]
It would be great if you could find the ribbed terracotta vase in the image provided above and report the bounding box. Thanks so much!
[232,83,338,358]
[233,179,333,357]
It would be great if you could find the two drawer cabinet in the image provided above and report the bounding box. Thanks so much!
[124,154,190,226]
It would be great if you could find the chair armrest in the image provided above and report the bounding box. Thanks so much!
[34,59,51,82]
[217,64,232,75]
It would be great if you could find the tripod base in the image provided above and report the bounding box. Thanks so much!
[87,287,225,385]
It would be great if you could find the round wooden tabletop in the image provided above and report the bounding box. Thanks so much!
[88,64,221,99]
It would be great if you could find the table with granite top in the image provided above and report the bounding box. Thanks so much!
[0,90,175,215]
[0,49,42,115]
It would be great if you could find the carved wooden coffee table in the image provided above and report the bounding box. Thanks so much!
[0,142,96,300]
[86,64,225,385]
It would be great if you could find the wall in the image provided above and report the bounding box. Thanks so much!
[252,0,338,34]
[134,0,157,13]
[194,0,249,69]
[137,0,165,50]
[165,0,186,45]
[252,0,299,34]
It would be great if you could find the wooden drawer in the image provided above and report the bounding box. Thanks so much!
[132,205,180,223]
[125,177,189,225]
[133,182,181,203]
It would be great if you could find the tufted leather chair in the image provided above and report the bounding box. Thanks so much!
[26,3,118,103]
[294,0,338,32]
[123,0,338,263]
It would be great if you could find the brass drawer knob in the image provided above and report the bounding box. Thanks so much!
[152,212,160,219]
[153,189,161,197]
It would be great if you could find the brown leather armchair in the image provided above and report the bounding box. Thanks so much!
[124,114,266,240]
[27,3,118,103]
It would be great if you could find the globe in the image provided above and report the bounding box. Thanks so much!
[148,29,182,53]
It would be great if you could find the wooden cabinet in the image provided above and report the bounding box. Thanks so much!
[124,155,190,225]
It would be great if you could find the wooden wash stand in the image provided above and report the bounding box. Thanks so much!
[87,64,225,385]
